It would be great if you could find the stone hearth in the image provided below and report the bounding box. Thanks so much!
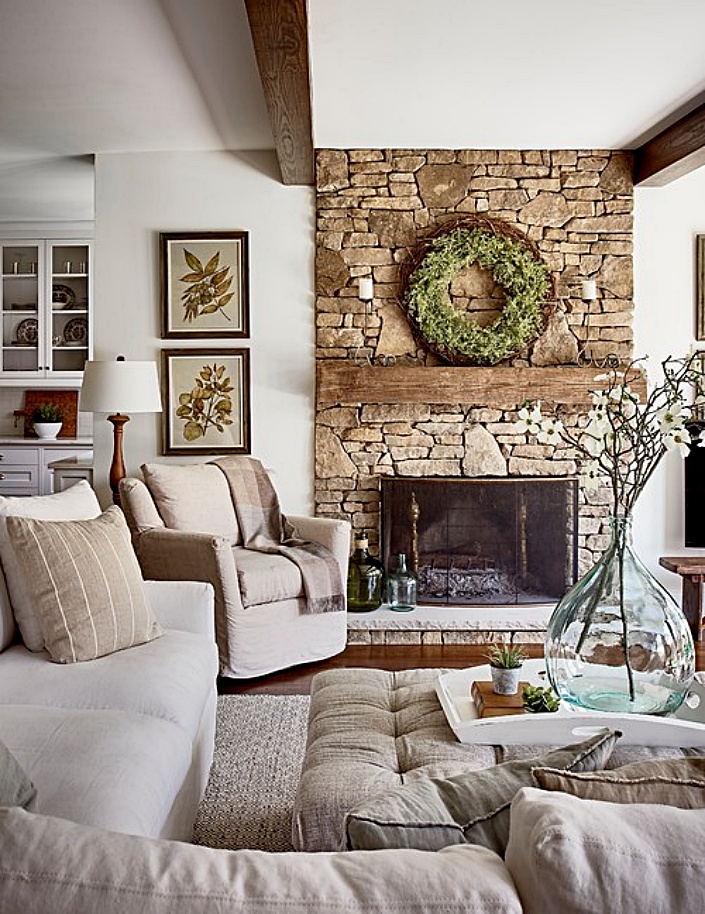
[347,603,551,646]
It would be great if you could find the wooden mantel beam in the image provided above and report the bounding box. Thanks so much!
[634,101,705,187]
[317,364,647,409]
[244,0,314,186]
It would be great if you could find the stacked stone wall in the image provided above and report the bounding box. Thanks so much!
[314,148,634,574]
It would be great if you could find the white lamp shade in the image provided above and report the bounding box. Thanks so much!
[80,360,162,414]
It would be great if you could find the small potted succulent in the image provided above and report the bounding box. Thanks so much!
[32,403,63,439]
[485,642,528,695]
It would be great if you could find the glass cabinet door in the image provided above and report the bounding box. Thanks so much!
[1,244,42,375]
[48,242,90,374]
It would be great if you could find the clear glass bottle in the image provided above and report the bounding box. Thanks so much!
[545,515,695,715]
[387,553,417,612]
[346,531,384,612]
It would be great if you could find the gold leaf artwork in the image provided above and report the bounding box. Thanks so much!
[179,249,234,323]
[176,363,234,441]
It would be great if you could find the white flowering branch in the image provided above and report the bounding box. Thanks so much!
[517,355,705,518]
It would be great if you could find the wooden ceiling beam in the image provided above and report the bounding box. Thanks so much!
[244,0,314,186]
[634,101,705,186]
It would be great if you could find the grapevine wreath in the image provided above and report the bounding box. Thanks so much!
[402,216,554,365]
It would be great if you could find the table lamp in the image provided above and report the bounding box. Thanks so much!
[80,357,162,505]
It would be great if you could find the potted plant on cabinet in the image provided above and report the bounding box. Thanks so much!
[32,404,63,439]
[485,643,528,695]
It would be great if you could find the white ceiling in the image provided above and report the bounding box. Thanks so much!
[1,0,705,169]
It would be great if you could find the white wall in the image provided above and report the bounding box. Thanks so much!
[93,151,314,512]
[634,166,705,592]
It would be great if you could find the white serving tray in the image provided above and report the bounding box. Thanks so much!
[435,659,705,747]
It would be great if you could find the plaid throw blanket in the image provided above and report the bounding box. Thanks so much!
[212,456,345,615]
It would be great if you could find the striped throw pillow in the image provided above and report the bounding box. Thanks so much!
[5,507,161,663]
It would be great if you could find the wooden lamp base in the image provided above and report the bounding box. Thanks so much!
[107,413,130,506]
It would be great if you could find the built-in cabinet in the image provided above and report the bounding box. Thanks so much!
[0,443,93,496]
[0,240,91,382]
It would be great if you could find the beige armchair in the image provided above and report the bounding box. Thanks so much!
[120,463,350,679]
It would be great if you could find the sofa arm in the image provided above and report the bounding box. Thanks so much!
[143,580,215,640]
[288,515,351,578]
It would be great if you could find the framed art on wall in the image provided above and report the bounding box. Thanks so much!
[697,234,705,341]
[160,231,249,339]
[161,348,251,455]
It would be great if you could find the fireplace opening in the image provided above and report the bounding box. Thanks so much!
[381,477,578,606]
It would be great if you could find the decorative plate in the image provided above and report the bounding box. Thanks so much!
[15,318,38,345]
[63,317,88,345]
[52,284,76,308]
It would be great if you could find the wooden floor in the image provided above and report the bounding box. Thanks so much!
[218,641,705,695]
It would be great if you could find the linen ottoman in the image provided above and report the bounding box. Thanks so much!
[291,667,703,852]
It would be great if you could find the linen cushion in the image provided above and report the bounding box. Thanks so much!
[141,462,241,544]
[532,757,705,807]
[0,480,102,650]
[233,546,304,606]
[505,786,705,914]
[0,704,191,837]
[342,728,620,856]
[5,507,161,663]
[0,739,36,810]
[0,807,523,914]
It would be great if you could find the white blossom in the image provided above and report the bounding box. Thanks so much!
[537,417,563,445]
[580,461,602,491]
[657,404,690,433]
[662,428,691,458]
[515,403,542,436]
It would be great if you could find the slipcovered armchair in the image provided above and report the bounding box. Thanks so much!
[119,463,350,679]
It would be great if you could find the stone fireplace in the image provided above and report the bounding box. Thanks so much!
[313,146,635,640]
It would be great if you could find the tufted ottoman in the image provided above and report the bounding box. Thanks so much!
[291,666,704,852]
[292,668,514,851]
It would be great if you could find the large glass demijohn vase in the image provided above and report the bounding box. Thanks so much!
[545,516,695,716]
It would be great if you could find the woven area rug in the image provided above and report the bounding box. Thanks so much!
[193,694,310,852]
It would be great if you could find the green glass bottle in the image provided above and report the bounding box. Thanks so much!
[347,531,384,612]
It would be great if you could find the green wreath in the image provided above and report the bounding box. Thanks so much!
[403,224,552,366]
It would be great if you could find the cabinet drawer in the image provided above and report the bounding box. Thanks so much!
[0,463,39,493]
[0,448,39,467]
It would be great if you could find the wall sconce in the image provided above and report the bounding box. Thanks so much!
[581,279,597,301]
[358,276,374,301]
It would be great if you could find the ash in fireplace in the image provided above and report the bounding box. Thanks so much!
[418,555,516,602]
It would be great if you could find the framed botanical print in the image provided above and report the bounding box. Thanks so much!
[160,231,249,339]
[697,234,705,341]
[161,348,251,455]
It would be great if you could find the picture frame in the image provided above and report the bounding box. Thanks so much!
[160,231,249,339]
[697,234,705,341]
[161,348,251,456]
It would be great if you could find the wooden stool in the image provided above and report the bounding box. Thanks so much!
[659,556,705,642]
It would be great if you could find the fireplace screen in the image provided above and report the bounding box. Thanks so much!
[381,477,578,606]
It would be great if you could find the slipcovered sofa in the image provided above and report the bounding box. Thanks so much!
[2,786,705,913]
[0,482,219,840]
[120,463,350,679]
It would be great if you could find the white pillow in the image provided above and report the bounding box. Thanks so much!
[141,463,241,544]
[505,787,705,914]
[0,481,102,651]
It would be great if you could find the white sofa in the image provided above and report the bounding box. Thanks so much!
[0,576,218,839]
[2,785,705,914]
[0,481,219,840]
